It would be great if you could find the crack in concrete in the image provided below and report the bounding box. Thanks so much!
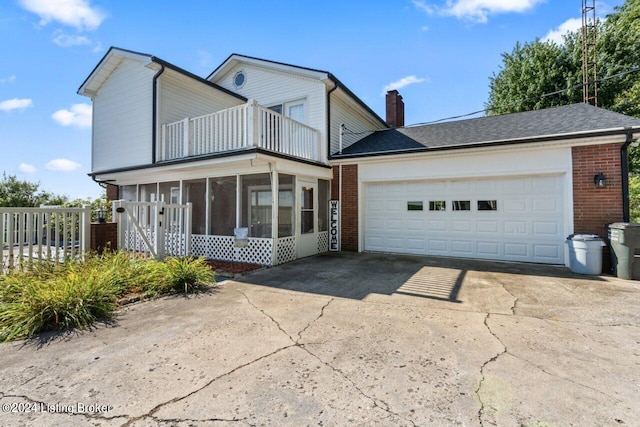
[300,345,417,427]
[475,313,508,427]
[121,345,294,426]
[239,290,417,426]
[297,298,334,342]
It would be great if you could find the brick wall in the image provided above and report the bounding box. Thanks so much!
[330,165,359,251]
[106,184,118,201]
[572,143,624,271]
[90,222,118,253]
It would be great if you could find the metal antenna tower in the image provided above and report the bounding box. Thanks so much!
[582,0,598,105]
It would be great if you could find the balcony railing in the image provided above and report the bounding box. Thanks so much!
[160,99,323,163]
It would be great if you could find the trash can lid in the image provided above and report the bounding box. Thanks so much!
[566,233,604,241]
[608,222,640,229]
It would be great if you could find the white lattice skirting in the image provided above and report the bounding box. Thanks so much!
[317,231,329,253]
[276,236,296,265]
[191,235,274,266]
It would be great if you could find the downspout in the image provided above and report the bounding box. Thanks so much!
[151,61,166,164]
[621,130,633,222]
[326,81,338,160]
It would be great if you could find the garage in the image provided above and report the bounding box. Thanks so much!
[364,174,566,264]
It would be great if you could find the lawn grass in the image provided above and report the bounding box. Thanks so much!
[0,251,215,342]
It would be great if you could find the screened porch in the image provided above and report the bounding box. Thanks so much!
[119,173,330,265]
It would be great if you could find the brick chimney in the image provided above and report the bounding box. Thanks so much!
[386,90,404,128]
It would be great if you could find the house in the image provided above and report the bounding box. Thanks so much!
[79,47,640,268]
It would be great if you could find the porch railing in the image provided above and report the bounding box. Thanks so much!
[160,100,323,163]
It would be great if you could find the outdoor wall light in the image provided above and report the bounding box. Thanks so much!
[594,172,606,188]
[96,207,107,223]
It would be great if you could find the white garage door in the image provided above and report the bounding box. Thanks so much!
[364,175,565,264]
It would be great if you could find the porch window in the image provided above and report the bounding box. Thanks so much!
[183,179,206,234]
[318,180,329,232]
[209,176,237,236]
[241,173,272,238]
[278,174,294,237]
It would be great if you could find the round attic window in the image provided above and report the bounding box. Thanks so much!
[233,71,245,89]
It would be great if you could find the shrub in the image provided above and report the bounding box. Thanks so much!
[164,257,215,293]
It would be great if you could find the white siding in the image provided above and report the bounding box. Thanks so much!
[92,58,155,172]
[330,89,386,155]
[158,70,243,126]
[215,64,326,150]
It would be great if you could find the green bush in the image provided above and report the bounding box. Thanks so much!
[164,257,216,293]
[0,252,216,342]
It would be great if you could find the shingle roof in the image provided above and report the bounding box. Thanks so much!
[338,103,640,157]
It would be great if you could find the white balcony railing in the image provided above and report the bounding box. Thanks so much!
[160,99,323,163]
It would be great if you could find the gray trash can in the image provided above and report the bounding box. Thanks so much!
[608,223,640,280]
[566,234,606,275]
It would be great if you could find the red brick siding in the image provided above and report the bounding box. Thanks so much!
[90,222,118,253]
[106,184,118,201]
[332,164,359,251]
[572,143,624,270]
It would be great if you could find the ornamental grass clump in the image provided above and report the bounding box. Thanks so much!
[0,252,216,342]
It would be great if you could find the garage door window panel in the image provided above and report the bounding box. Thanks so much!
[452,201,471,211]
[429,201,446,211]
[478,200,498,211]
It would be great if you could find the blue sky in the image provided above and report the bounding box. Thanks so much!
[0,0,625,200]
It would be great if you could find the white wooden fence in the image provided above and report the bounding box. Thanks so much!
[112,200,192,260]
[1,206,91,271]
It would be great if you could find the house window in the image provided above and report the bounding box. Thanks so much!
[407,201,423,211]
[429,201,446,211]
[301,186,314,234]
[452,200,471,211]
[233,71,245,89]
[159,181,179,204]
[478,200,498,211]
[268,100,306,124]
[209,176,237,236]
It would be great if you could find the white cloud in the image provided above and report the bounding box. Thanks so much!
[51,103,92,128]
[0,98,33,112]
[19,0,105,31]
[0,74,16,84]
[52,31,102,52]
[543,17,582,44]
[414,0,545,23]
[46,158,81,172]
[18,163,37,174]
[382,75,427,95]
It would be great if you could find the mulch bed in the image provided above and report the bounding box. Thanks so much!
[205,259,263,276]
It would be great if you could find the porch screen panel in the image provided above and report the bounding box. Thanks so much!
[159,181,180,204]
[183,179,206,234]
[209,176,236,236]
[121,185,137,202]
[139,183,158,202]
[318,179,329,232]
[241,173,272,238]
[278,174,294,237]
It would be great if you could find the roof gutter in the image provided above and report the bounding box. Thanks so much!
[621,130,634,222]
[151,60,165,164]
[326,81,339,159]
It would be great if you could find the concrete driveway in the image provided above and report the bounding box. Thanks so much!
[0,252,638,426]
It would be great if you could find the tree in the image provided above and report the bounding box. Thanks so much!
[486,0,640,118]
[0,173,67,207]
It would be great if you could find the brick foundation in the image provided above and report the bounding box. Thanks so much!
[90,222,118,253]
[572,143,624,272]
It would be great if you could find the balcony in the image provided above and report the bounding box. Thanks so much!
[159,100,323,163]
